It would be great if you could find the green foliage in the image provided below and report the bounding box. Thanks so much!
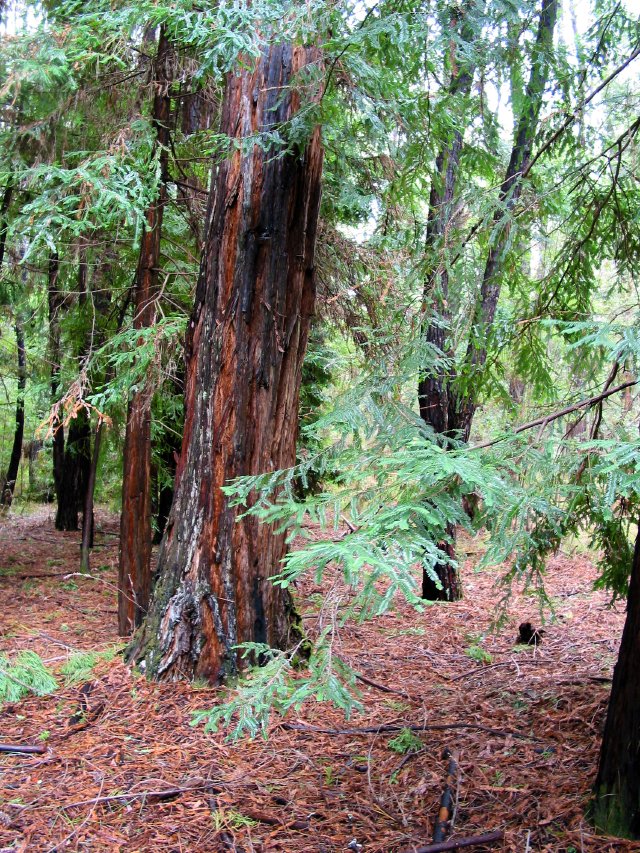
[191,634,361,740]
[387,728,423,755]
[60,645,122,684]
[0,651,58,705]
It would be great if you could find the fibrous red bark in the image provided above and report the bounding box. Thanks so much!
[118,27,172,635]
[131,41,324,682]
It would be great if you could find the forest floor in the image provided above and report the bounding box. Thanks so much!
[0,508,639,853]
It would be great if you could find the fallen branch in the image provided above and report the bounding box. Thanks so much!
[400,829,504,852]
[0,743,46,755]
[58,781,222,810]
[432,749,460,843]
[283,722,540,741]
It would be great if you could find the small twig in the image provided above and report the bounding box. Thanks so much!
[340,513,357,533]
[448,661,516,682]
[355,672,414,698]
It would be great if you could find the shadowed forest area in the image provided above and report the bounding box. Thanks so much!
[2,0,640,850]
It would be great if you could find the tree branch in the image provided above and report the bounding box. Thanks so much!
[472,378,637,451]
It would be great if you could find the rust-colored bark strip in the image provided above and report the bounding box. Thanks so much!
[118,27,173,636]
[132,41,324,682]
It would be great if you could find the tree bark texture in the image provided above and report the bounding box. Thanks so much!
[118,27,172,635]
[592,523,640,838]
[0,179,13,271]
[418,4,475,439]
[48,252,65,508]
[418,7,475,601]
[55,407,91,530]
[131,41,324,682]
[1,321,26,505]
[455,0,558,441]
[80,418,104,573]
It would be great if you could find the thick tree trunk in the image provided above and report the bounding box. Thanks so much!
[592,523,640,838]
[130,41,324,683]
[118,27,172,635]
[1,321,26,505]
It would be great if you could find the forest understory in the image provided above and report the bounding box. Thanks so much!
[0,508,636,853]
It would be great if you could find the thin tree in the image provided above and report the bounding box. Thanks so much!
[130,40,324,682]
[1,319,26,505]
[418,2,477,601]
[118,26,173,635]
[419,0,558,600]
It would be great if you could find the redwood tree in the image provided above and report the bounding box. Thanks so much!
[592,523,640,838]
[118,27,172,635]
[131,41,323,682]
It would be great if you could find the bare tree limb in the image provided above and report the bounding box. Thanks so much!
[472,378,637,451]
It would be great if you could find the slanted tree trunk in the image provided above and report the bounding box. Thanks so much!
[130,41,324,682]
[118,27,172,635]
[592,523,640,838]
[1,321,26,505]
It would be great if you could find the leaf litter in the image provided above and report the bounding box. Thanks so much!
[0,507,638,851]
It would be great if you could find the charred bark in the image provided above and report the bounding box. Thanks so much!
[592,523,640,838]
[130,41,324,682]
[118,27,173,635]
[1,321,26,505]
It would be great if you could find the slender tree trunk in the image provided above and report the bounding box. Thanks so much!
[0,179,13,270]
[1,321,26,505]
[454,0,558,441]
[130,41,324,682]
[80,418,104,573]
[48,252,65,508]
[592,523,640,838]
[118,27,173,635]
[417,7,476,602]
